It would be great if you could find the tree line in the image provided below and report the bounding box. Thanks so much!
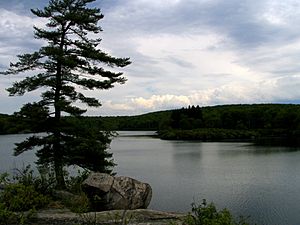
[3,104,300,146]
[2,103,300,132]
[99,103,300,145]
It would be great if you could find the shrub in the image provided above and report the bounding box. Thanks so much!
[67,193,91,213]
[1,183,49,212]
[0,202,35,225]
[0,202,14,225]
[184,200,251,225]
[0,168,52,224]
[12,165,56,195]
[65,169,90,194]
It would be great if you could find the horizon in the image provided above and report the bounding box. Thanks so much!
[1,102,299,117]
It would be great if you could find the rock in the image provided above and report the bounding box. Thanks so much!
[83,173,114,193]
[82,173,152,210]
[32,208,186,225]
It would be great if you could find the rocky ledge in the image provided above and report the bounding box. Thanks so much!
[29,208,186,225]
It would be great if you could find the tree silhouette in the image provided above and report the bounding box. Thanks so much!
[1,0,131,188]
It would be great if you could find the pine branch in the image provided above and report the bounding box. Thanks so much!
[0,52,42,75]
[6,74,52,96]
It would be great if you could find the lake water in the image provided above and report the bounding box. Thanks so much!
[1,131,300,225]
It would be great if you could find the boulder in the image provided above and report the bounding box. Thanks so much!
[82,173,152,210]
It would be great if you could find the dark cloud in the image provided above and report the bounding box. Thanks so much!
[102,0,300,49]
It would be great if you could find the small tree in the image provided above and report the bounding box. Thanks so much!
[1,0,131,189]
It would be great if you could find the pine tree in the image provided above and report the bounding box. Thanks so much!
[1,0,131,189]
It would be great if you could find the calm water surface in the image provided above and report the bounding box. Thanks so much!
[1,131,300,225]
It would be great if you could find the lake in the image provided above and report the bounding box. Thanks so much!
[1,131,300,225]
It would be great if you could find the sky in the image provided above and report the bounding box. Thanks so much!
[0,0,300,116]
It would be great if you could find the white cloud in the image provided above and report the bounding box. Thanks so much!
[131,94,191,109]
[0,9,45,68]
[0,9,44,40]
[101,75,300,115]
[262,0,300,25]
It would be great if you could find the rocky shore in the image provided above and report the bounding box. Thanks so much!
[28,208,186,225]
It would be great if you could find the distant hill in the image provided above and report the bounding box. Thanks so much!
[98,103,300,130]
[99,104,300,146]
[1,104,300,145]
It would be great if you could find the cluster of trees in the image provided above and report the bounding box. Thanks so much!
[167,104,300,130]
[91,104,300,133]
[157,104,300,145]
[83,104,300,145]
[170,105,203,129]
[201,104,300,130]
[99,111,171,131]
[0,114,14,134]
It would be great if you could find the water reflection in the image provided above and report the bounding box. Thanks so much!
[171,141,202,160]
[215,143,300,156]
[0,134,37,173]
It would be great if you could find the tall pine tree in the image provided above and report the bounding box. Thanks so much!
[1,0,131,189]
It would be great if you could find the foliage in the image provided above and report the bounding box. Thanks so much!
[98,110,172,131]
[184,200,251,225]
[65,169,90,194]
[11,165,56,195]
[0,203,14,225]
[0,169,49,224]
[0,167,89,223]
[63,169,91,213]
[83,104,300,141]
[1,103,300,145]
[0,202,35,225]
[1,0,130,189]
[62,192,91,213]
[1,183,49,212]
[159,104,300,145]
[1,166,51,213]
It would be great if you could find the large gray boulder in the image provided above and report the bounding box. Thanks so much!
[82,173,152,210]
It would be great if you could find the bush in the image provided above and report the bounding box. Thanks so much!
[0,202,14,225]
[67,193,91,213]
[1,183,49,212]
[0,167,52,224]
[0,202,35,225]
[65,169,90,194]
[184,200,251,225]
[12,165,56,195]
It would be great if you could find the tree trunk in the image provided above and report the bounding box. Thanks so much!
[53,64,66,189]
[54,151,66,189]
[53,26,66,189]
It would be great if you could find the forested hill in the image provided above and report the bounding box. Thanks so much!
[98,104,300,131]
[99,104,300,145]
[1,104,300,131]
[1,104,300,145]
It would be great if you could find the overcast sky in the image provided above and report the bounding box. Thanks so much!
[1,0,300,116]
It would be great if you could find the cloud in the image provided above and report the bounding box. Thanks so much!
[0,9,45,69]
[1,0,300,116]
[132,94,191,109]
[101,74,300,115]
